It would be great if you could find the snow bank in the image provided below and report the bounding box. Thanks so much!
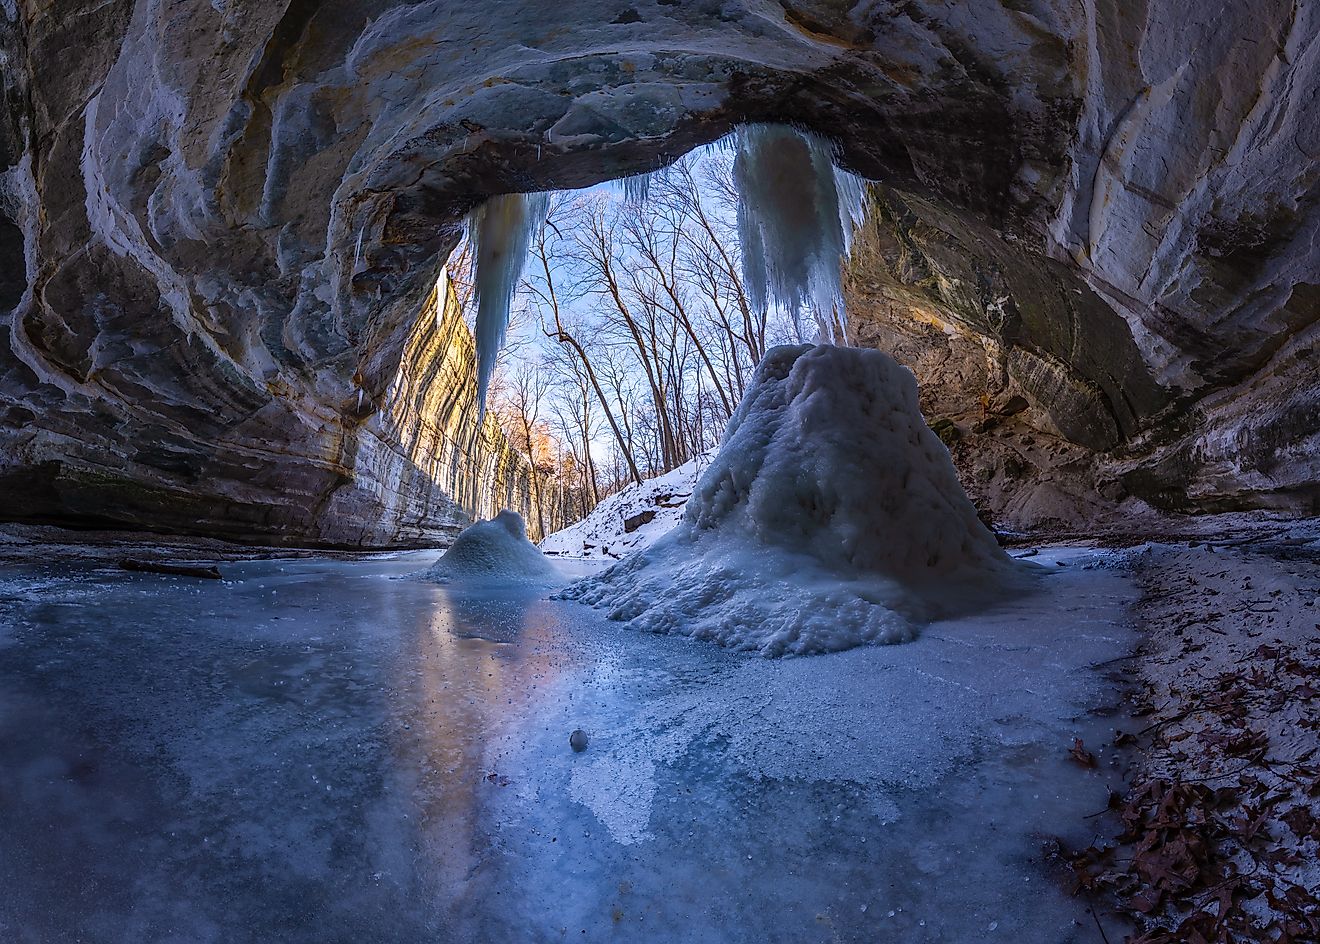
[558,344,1030,655]
[421,510,560,586]
[540,454,708,561]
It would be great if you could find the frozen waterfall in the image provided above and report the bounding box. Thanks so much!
[557,344,1028,656]
[469,191,549,413]
[732,125,866,343]
[463,126,867,414]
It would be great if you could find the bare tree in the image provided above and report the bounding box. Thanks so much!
[491,357,554,540]
[544,337,601,508]
[460,147,803,531]
[525,195,645,486]
[618,199,736,421]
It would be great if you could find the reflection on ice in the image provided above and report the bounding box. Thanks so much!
[0,548,1133,942]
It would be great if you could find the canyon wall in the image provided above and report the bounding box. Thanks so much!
[325,273,542,546]
[1,1,1317,543]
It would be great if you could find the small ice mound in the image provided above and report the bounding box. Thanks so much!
[558,344,1032,656]
[421,511,561,586]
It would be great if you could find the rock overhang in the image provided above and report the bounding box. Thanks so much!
[1,1,1317,541]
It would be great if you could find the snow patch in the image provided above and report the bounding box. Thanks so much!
[540,453,709,561]
[567,752,659,846]
[558,344,1030,656]
[420,510,561,586]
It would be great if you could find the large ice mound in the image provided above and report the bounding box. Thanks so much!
[421,510,560,586]
[558,344,1030,656]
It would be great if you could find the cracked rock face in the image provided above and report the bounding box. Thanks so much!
[0,1,1317,544]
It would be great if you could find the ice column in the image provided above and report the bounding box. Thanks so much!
[469,191,550,413]
[732,125,867,343]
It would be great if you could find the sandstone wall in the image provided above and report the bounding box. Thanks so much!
[1,1,1317,542]
[357,274,543,545]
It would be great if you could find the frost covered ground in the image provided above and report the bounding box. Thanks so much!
[1067,529,1320,941]
[0,542,1137,943]
[540,453,708,561]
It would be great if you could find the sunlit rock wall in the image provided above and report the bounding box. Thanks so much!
[357,274,542,545]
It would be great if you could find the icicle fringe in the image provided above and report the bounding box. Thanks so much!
[615,166,671,206]
[732,124,866,344]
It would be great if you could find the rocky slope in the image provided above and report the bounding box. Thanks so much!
[1,1,1317,543]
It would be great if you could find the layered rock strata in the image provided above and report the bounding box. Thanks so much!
[1,2,1316,542]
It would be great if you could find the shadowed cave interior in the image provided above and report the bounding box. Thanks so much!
[2,3,1319,943]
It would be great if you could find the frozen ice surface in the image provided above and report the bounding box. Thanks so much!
[0,545,1134,942]
[539,451,709,560]
[560,344,1031,655]
[419,510,561,586]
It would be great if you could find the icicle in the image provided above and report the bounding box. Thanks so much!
[834,165,868,256]
[469,191,549,414]
[615,168,665,206]
[622,172,651,205]
[736,194,769,324]
[732,124,866,343]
